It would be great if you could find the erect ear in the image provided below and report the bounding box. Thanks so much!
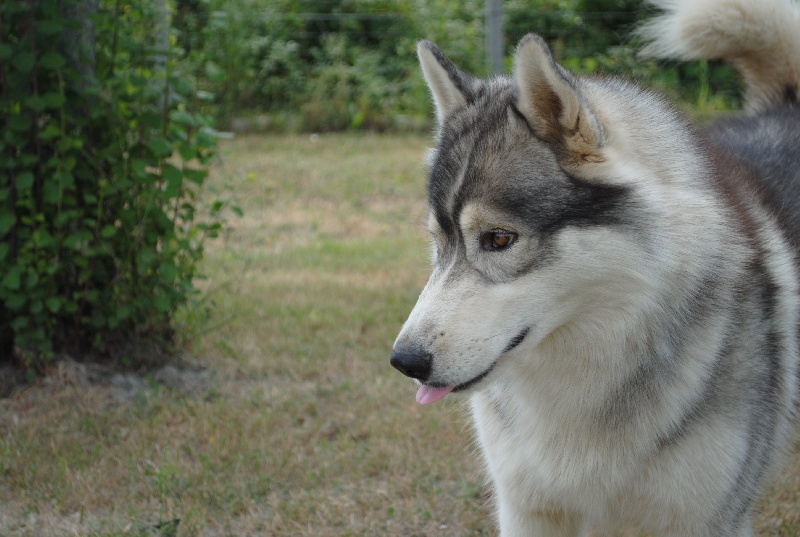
[514,34,605,164]
[417,40,478,126]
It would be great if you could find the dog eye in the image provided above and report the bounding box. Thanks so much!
[480,230,517,252]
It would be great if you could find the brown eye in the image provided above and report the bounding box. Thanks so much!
[480,230,518,251]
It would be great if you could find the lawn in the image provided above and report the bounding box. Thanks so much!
[0,133,798,536]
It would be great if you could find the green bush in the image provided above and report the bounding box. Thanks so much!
[0,0,224,369]
[173,0,741,131]
[175,0,429,130]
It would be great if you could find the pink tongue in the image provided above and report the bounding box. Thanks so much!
[416,385,454,405]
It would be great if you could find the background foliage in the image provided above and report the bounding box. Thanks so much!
[1,0,223,368]
[175,0,742,132]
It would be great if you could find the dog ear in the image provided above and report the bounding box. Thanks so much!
[514,34,605,164]
[418,40,477,126]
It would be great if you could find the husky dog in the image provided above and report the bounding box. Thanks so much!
[390,0,800,535]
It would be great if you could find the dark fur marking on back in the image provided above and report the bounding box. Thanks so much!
[702,107,800,253]
[700,116,791,528]
[715,272,783,532]
[701,115,795,516]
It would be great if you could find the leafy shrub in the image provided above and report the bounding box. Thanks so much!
[175,0,430,130]
[300,35,409,131]
[173,0,741,131]
[0,0,224,369]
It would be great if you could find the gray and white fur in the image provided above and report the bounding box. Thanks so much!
[390,0,800,535]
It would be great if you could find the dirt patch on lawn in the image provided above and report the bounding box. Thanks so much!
[0,356,215,404]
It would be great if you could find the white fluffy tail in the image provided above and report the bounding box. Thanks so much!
[638,0,800,113]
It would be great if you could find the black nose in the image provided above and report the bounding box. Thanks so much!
[390,348,432,381]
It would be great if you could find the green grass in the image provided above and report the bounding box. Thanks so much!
[0,133,798,536]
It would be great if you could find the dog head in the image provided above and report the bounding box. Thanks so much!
[391,35,718,404]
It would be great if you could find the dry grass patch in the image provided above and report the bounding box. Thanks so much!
[0,133,493,537]
[0,133,798,536]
